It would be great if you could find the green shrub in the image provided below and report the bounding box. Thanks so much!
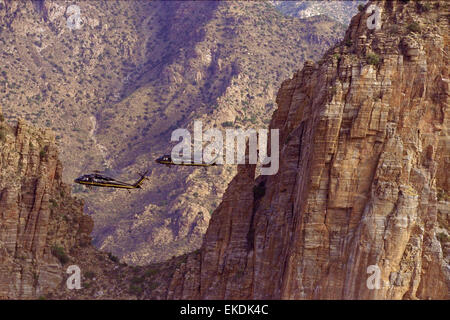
[130,276,144,285]
[148,281,159,290]
[144,268,159,277]
[390,25,400,34]
[253,181,266,201]
[108,252,119,263]
[39,148,47,158]
[366,53,381,66]
[437,188,448,201]
[51,245,69,264]
[84,271,96,280]
[436,232,449,244]
[49,198,58,208]
[407,22,421,33]
[129,284,143,295]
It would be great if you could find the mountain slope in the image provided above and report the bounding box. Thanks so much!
[272,0,367,25]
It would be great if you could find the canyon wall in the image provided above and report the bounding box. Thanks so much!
[0,109,93,299]
[164,0,449,299]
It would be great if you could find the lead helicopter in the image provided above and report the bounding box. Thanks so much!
[74,170,148,190]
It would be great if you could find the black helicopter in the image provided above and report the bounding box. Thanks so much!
[74,171,148,189]
[155,154,219,167]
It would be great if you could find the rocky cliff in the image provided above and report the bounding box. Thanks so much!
[0,108,94,298]
[160,0,449,299]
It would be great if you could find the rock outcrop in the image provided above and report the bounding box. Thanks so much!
[161,0,449,299]
[0,110,93,299]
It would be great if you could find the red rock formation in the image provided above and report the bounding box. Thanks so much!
[163,0,449,299]
[0,114,93,299]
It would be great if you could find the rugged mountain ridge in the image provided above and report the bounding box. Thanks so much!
[157,0,449,299]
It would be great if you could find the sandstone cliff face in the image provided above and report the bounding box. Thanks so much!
[0,112,93,299]
[163,0,449,299]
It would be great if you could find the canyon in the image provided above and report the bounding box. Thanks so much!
[158,0,450,299]
[0,0,448,299]
[0,0,349,265]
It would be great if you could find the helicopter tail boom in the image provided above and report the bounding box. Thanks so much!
[133,170,149,188]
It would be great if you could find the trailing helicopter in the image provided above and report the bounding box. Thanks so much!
[155,154,219,167]
[74,170,148,190]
